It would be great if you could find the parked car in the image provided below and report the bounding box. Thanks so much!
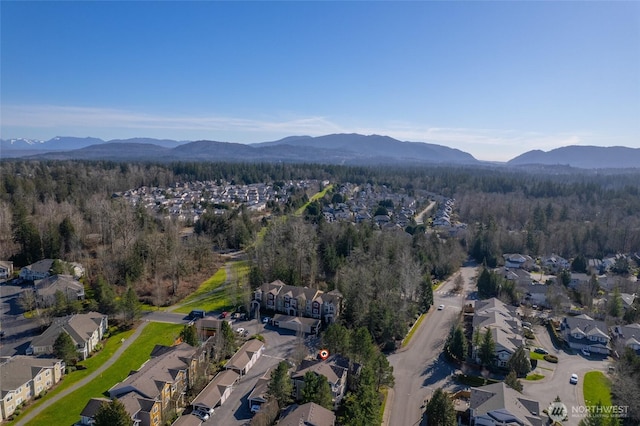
[242,330,249,337]
[194,405,214,415]
[570,373,578,385]
[220,311,229,318]
[262,316,271,323]
[192,409,210,421]
[437,304,445,310]
[236,327,245,334]
[188,309,206,319]
[534,347,548,355]
[581,347,590,357]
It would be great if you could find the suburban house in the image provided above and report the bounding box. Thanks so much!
[251,280,342,324]
[472,298,524,367]
[610,323,640,355]
[79,394,161,426]
[19,259,54,281]
[109,343,206,423]
[620,293,637,311]
[470,382,543,426]
[224,339,264,377]
[568,272,593,290]
[560,314,611,355]
[27,312,108,360]
[503,254,534,270]
[0,260,13,279]
[0,356,65,420]
[33,274,85,307]
[278,402,336,426]
[292,357,348,407]
[272,314,322,335]
[520,282,549,308]
[542,255,570,273]
[247,369,271,413]
[191,369,239,414]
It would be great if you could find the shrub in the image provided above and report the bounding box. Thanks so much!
[544,354,558,363]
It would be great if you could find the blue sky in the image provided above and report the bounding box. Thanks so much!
[1,1,638,161]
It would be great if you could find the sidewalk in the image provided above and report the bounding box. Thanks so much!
[14,321,150,426]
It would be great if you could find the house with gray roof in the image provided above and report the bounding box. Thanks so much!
[0,356,64,420]
[247,369,271,412]
[470,382,543,426]
[19,259,54,281]
[224,339,264,377]
[278,402,336,426]
[292,357,348,407]
[472,298,524,367]
[33,274,85,307]
[27,311,107,360]
[561,314,611,355]
[191,369,239,414]
[611,323,640,355]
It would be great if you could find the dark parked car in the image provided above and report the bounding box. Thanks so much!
[189,310,206,319]
[534,347,548,354]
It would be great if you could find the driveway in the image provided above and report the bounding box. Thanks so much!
[523,325,610,426]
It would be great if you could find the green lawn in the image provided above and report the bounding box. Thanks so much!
[183,268,227,302]
[529,351,545,361]
[525,373,545,381]
[26,322,183,426]
[402,313,426,347]
[583,371,612,407]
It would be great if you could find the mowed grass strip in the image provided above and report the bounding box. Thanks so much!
[5,328,136,425]
[295,184,333,216]
[28,322,182,426]
[583,371,612,407]
[183,268,227,302]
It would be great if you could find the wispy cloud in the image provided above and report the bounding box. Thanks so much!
[1,104,588,161]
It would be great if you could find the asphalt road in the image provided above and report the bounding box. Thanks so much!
[386,263,479,426]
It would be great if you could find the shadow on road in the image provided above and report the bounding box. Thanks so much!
[421,353,455,387]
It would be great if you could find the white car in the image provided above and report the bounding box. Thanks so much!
[192,409,210,421]
[581,347,590,356]
[437,304,445,310]
[262,316,271,323]
[570,373,578,385]
[236,327,245,334]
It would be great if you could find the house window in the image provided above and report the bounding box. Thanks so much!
[45,370,50,376]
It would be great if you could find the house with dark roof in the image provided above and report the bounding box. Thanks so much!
[292,357,348,407]
[33,274,85,307]
[251,280,342,323]
[224,339,264,377]
[19,259,54,281]
[79,394,161,426]
[0,356,65,420]
[278,402,336,426]
[272,314,322,335]
[27,312,107,360]
[470,382,543,426]
[611,323,640,355]
[247,369,271,412]
[561,314,611,355]
[78,397,111,425]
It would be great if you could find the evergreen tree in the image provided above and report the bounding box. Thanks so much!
[267,361,293,409]
[322,323,351,357]
[340,366,381,426]
[218,319,237,359]
[120,285,141,326]
[608,287,623,318]
[477,268,499,298]
[571,255,587,273]
[425,388,456,426]
[301,372,333,409]
[506,346,531,377]
[94,399,132,426]
[95,277,119,315]
[53,332,78,365]
[505,370,523,392]
[445,323,468,361]
[419,275,434,312]
[372,351,395,391]
[180,324,198,346]
[478,328,495,367]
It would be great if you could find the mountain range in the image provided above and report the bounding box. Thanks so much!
[1,134,639,169]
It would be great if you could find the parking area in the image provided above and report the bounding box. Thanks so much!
[0,281,41,357]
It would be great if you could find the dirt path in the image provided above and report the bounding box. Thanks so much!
[14,321,150,426]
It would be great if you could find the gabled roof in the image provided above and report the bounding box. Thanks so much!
[30,312,106,349]
[0,356,63,397]
[292,358,347,386]
[80,397,111,418]
[247,369,271,404]
[225,339,264,372]
[34,274,83,298]
[471,382,542,426]
[279,402,336,426]
[564,315,609,341]
[110,343,197,399]
[191,369,239,408]
[23,259,54,274]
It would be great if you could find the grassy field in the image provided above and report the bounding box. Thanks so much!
[27,322,183,426]
[529,351,546,361]
[583,371,612,407]
[525,373,545,381]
